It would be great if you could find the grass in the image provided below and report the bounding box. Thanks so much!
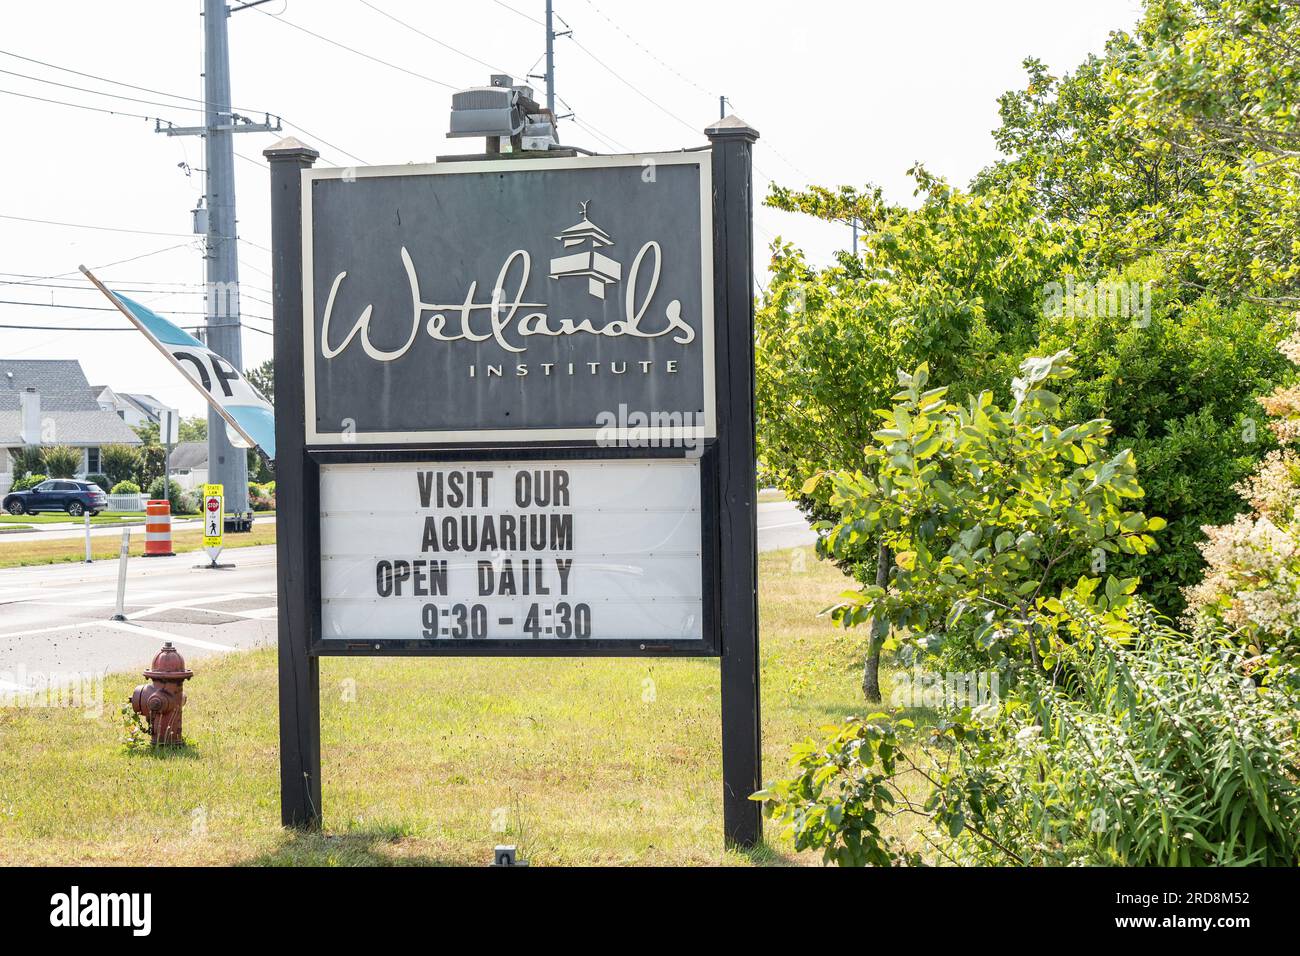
[0,524,277,569]
[0,512,149,525]
[0,544,925,866]
[757,488,788,503]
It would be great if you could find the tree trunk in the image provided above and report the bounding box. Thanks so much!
[862,543,891,703]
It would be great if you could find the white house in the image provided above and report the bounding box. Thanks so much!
[92,386,170,429]
[0,360,143,493]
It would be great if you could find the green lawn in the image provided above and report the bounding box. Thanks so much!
[0,525,276,569]
[0,512,149,525]
[0,545,924,865]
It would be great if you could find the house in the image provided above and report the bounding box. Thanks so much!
[0,360,143,493]
[168,440,209,490]
[93,386,169,428]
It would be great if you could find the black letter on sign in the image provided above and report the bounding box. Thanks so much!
[173,351,211,391]
[210,354,241,398]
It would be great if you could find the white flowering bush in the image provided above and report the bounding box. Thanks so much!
[1186,323,1300,669]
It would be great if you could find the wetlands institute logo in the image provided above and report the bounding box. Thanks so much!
[317,199,695,363]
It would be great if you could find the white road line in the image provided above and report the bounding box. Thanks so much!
[101,620,234,651]
[759,520,814,531]
[125,592,252,621]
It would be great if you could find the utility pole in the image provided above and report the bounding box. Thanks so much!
[719,95,729,119]
[534,1,571,124]
[157,0,279,516]
[545,0,555,115]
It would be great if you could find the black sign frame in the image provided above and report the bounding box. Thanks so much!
[267,119,762,848]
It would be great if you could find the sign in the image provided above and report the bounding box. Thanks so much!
[202,483,223,562]
[78,268,276,461]
[302,153,713,445]
[159,407,180,446]
[318,459,705,648]
[268,120,762,845]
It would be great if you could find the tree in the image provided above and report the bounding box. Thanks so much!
[809,352,1162,673]
[246,358,274,405]
[41,445,80,479]
[178,416,207,442]
[1117,0,1300,300]
[759,169,1080,697]
[99,443,140,487]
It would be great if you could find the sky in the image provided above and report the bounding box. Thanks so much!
[0,0,1143,417]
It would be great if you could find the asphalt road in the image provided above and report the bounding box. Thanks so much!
[0,501,815,687]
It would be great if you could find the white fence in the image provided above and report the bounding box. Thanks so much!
[104,493,149,512]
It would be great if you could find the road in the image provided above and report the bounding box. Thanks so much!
[0,502,815,687]
[0,514,275,544]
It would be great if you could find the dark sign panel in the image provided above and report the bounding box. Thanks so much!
[303,153,714,444]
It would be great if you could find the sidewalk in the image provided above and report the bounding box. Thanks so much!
[0,513,276,544]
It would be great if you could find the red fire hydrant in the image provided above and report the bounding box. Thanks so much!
[130,642,194,746]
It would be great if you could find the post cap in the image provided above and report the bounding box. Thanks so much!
[705,114,760,142]
[263,136,320,162]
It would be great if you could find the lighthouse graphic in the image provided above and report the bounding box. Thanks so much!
[548,200,622,299]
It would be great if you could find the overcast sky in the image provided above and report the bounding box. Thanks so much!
[0,0,1142,417]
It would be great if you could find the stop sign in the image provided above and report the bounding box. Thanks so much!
[207,497,219,512]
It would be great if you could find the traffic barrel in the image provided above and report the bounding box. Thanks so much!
[144,499,174,557]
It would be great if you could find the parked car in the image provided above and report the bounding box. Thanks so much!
[3,479,109,517]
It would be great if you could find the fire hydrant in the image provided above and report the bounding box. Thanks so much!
[130,642,194,746]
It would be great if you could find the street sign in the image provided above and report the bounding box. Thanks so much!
[202,482,224,563]
[159,407,180,446]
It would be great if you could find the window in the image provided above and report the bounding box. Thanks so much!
[86,447,101,474]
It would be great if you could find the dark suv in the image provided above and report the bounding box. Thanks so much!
[3,479,109,517]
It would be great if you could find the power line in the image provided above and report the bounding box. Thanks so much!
[0,298,272,322]
[357,0,520,77]
[0,46,267,116]
[0,212,193,239]
[0,86,159,122]
[493,0,545,26]
[0,243,197,290]
[578,0,713,98]
[251,5,459,90]
[0,66,206,115]
[0,46,368,167]
[567,37,702,139]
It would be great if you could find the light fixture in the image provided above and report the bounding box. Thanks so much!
[448,74,559,154]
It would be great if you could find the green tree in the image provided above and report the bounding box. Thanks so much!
[810,352,1162,673]
[99,443,140,487]
[1119,0,1300,299]
[759,169,1080,696]
[41,445,80,479]
[178,416,207,442]
[245,358,274,405]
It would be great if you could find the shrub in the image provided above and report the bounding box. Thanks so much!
[1185,322,1300,669]
[41,445,80,479]
[146,477,188,510]
[110,480,141,495]
[810,352,1160,674]
[134,445,164,488]
[100,443,141,487]
[9,447,43,481]
[85,473,110,492]
[1037,269,1291,614]
[12,473,46,492]
[756,601,1300,866]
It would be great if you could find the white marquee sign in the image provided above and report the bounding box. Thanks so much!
[319,458,704,643]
